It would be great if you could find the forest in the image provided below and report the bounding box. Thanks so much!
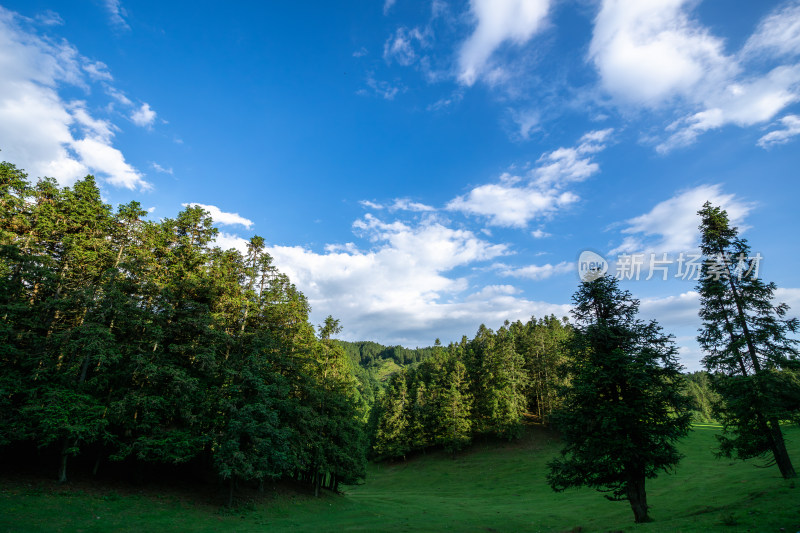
[1,159,799,525]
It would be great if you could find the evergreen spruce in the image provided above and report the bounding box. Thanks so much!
[547,276,692,523]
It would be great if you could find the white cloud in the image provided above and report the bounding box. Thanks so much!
[390,198,435,212]
[657,65,800,152]
[358,74,403,100]
[107,87,132,106]
[757,114,800,147]
[359,198,434,211]
[83,60,112,82]
[743,0,800,60]
[264,214,560,346]
[131,102,156,128]
[532,129,613,188]
[384,27,429,66]
[610,184,752,255]
[383,0,397,16]
[774,287,800,318]
[447,129,612,227]
[35,10,63,26]
[458,0,550,86]
[214,232,249,254]
[639,290,700,328]
[104,0,130,31]
[73,137,147,190]
[360,200,384,210]
[151,161,173,174]
[530,228,551,238]
[498,260,572,281]
[466,284,520,300]
[510,108,540,140]
[638,290,704,369]
[447,180,577,227]
[589,0,800,151]
[0,7,149,189]
[182,203,254,229]
[70,101,116,141]
[589,0,732,108]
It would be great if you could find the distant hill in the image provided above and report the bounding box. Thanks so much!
[336,340,434,384]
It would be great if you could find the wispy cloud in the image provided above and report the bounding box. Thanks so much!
[447,129,613,227]
[357,73,404,100]
[35,10,63,26]
[497,260,572,281]
[457,0,551,86]
[151,162,173,174]
[390,198,435,212]
[742,0,800,60]
[104,0,130,31]
[384,26,430,66]
[758,113,800,147]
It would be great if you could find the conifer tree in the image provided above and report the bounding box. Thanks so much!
[436,359,472,455]
[372,372,410,459]
[547,276,691,523]
[696,202,799,479]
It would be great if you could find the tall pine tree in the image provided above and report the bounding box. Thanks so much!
[696,202,799,479]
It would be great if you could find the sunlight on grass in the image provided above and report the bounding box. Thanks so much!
[1,426,798,532]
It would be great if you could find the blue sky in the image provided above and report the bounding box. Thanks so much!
[2,0,800,369]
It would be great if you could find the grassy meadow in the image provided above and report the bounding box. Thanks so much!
[1,425,798,532]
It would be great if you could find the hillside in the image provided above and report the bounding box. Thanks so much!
[2,425,798,532]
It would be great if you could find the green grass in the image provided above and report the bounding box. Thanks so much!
[372,359,404,382]
[2,426,799,532]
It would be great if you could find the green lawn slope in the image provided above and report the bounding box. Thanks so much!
[2,426,798,532]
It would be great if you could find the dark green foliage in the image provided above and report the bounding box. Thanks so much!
[547,276,692,524]
[371,316,571,459]
[0,160,366,499]
[696,202,799,479]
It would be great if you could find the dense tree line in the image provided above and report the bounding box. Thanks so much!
[370,316,572,459]
[337,340,435,368]
[3,157,797,523]
[0,161,366,502]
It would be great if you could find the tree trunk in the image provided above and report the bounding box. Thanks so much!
[227,476,235,508]
[58,437,77,483]
[768,417,797,479]
[718,267,797,479]
[58,452,68,484]
[626,474,650,523]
